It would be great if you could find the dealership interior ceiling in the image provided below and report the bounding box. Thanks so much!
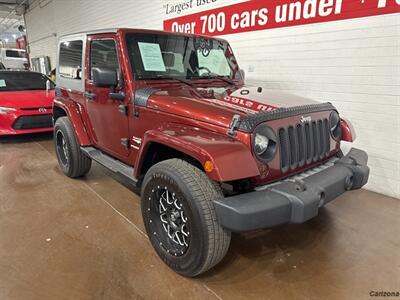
[0,0,24,32]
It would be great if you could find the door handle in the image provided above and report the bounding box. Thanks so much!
[84,91,96,100]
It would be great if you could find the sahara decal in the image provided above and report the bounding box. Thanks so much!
[204,95,277,114]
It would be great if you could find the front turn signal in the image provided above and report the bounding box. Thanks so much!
[204,160,214,173]
[340,118,357,142]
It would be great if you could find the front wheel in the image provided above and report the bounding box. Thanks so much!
[141,159,231,277]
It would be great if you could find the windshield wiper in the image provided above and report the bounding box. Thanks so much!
[211,75,235,85]
[192,75,235,85]
[141,75,196,88]
[140,74,235,87]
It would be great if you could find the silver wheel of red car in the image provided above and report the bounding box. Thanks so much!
[141,158,231,277]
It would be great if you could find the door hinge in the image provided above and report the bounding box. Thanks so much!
[227,114,241,136]
[118,105,128,116]
[120,138,129,149]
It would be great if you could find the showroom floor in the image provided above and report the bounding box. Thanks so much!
[0,133,399,300]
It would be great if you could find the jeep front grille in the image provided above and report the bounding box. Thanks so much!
[279,119,330,173]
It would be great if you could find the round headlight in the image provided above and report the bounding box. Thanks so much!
[254,133,269,155]
[329,111,342,140]
[252,125,277,162]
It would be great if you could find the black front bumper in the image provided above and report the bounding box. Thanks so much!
[12,114,53,130]
[214,148,369,232]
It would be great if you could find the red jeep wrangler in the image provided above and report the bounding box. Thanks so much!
[53,28,369,277]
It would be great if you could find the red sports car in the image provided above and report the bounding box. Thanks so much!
[0,70,55,135]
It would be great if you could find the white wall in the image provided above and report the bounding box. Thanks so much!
[25,0,400,198]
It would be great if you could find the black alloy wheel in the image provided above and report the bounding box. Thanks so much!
[148,185,190,257]
[54,117,92,178]
[141,158,231,277]
[56,129,69,167]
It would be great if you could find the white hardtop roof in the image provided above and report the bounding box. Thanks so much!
[59,28,118,40]
[1,48,26,51]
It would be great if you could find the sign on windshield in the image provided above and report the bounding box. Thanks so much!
[126,33,240,80]
[138,42,167,72]
[197,48,231,77]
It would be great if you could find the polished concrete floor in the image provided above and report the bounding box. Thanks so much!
[0,133,399,300]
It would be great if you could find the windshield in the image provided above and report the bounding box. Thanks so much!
[6,50,26,58]
[0,72,55,92]
[126,33,241,80]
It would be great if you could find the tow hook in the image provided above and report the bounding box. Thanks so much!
[227,114,241,136]
[295,179,307,192]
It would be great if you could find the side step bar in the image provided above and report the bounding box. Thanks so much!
[80,147,138,186]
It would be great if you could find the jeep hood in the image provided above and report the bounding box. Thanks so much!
[146,84,320,129]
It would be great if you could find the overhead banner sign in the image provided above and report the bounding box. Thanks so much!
[164,0,400,36]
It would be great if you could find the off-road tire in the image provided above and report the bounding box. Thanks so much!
[141,158,231,277]
[54,117,91,178]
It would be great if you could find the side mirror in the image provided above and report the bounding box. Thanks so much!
[239,69,245,80]
[92,67,118,87]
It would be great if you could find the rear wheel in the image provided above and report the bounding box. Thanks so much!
[141,159,231,277]
[54,117,91,178]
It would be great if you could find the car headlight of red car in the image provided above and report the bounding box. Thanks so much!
[0,107,16,115]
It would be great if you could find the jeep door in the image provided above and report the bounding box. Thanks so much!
[84,34,130,159]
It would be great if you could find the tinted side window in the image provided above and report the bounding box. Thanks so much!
[90,39,119,79]
[6,50,25,58]
[0,72,55,91]
[59,40,83,80]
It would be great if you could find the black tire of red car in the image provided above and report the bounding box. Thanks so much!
[54,117,92,178]
[141,158,231,277]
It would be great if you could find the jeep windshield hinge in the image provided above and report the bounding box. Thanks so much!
[227,114,241,136]
[120,138,130,149]
[118,104,128,116]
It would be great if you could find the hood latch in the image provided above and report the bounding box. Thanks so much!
[227,114,241,136]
